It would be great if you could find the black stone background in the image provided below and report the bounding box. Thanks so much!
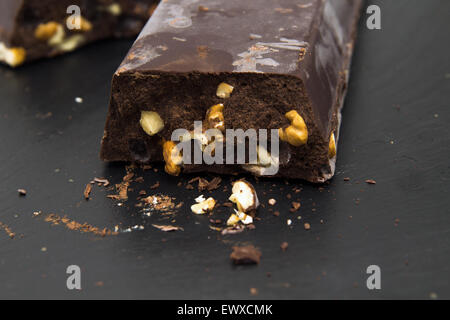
[0,0,449,299]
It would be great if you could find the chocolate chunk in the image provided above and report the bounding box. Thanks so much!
[0,0,158,67]
[280,242,289,252]
[101,0,363,182]
[230,245,261,265]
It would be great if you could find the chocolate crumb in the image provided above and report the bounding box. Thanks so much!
[150,181,160,189]
[290,201,301,212]
[365,179,377,185]
[273,211,280,217]
[17,189,27,196]
[280,242,289,251]
[209,219,222,225]
[250,288,259,296]
[135,177,144,183]
[222,202,234,208]
[304,223,311,230]
[230,245,261,265]
[207,177,222,191]
[344,177,350,181]
[246,224,256,230]
[123,172,134,182]
[83,183,92,200]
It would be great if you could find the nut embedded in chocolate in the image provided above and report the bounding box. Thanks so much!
[278,110,308,147]
[216,82,234,98]
[140,111,164,136]
[206,104,225,131]
[328,133,337,158]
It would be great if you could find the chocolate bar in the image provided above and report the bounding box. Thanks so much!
[0,0,159,67]
[100,0,363,182]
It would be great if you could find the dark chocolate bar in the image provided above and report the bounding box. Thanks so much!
[0,0,159,67]
[100,0,363,182]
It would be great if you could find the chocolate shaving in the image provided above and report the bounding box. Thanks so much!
[43,213,118,236]
[0,222,15,239]
[83,183,92,200]
[207,177,222,191]
[152,224,183,232]
[118,182,129,200]
[123,172,134,182]
[365,179,377,185]
[93,177,110,187]
[188,176,222,192]
[221,225,245,235]
[17,189,27,196]
[150,181,160,189]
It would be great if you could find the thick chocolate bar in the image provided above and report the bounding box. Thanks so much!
[0,0,159,67]
[100,0,363,182]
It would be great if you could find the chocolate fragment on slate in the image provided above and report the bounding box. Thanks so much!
[100,0,363,183]
[0,0,159,67]
[230,245,261,265]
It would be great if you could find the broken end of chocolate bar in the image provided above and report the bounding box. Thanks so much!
[100,0,363,183]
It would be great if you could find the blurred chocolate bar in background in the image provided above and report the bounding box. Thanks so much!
[0,0,159,67]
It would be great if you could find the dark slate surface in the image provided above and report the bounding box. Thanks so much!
[0,0,449,299]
